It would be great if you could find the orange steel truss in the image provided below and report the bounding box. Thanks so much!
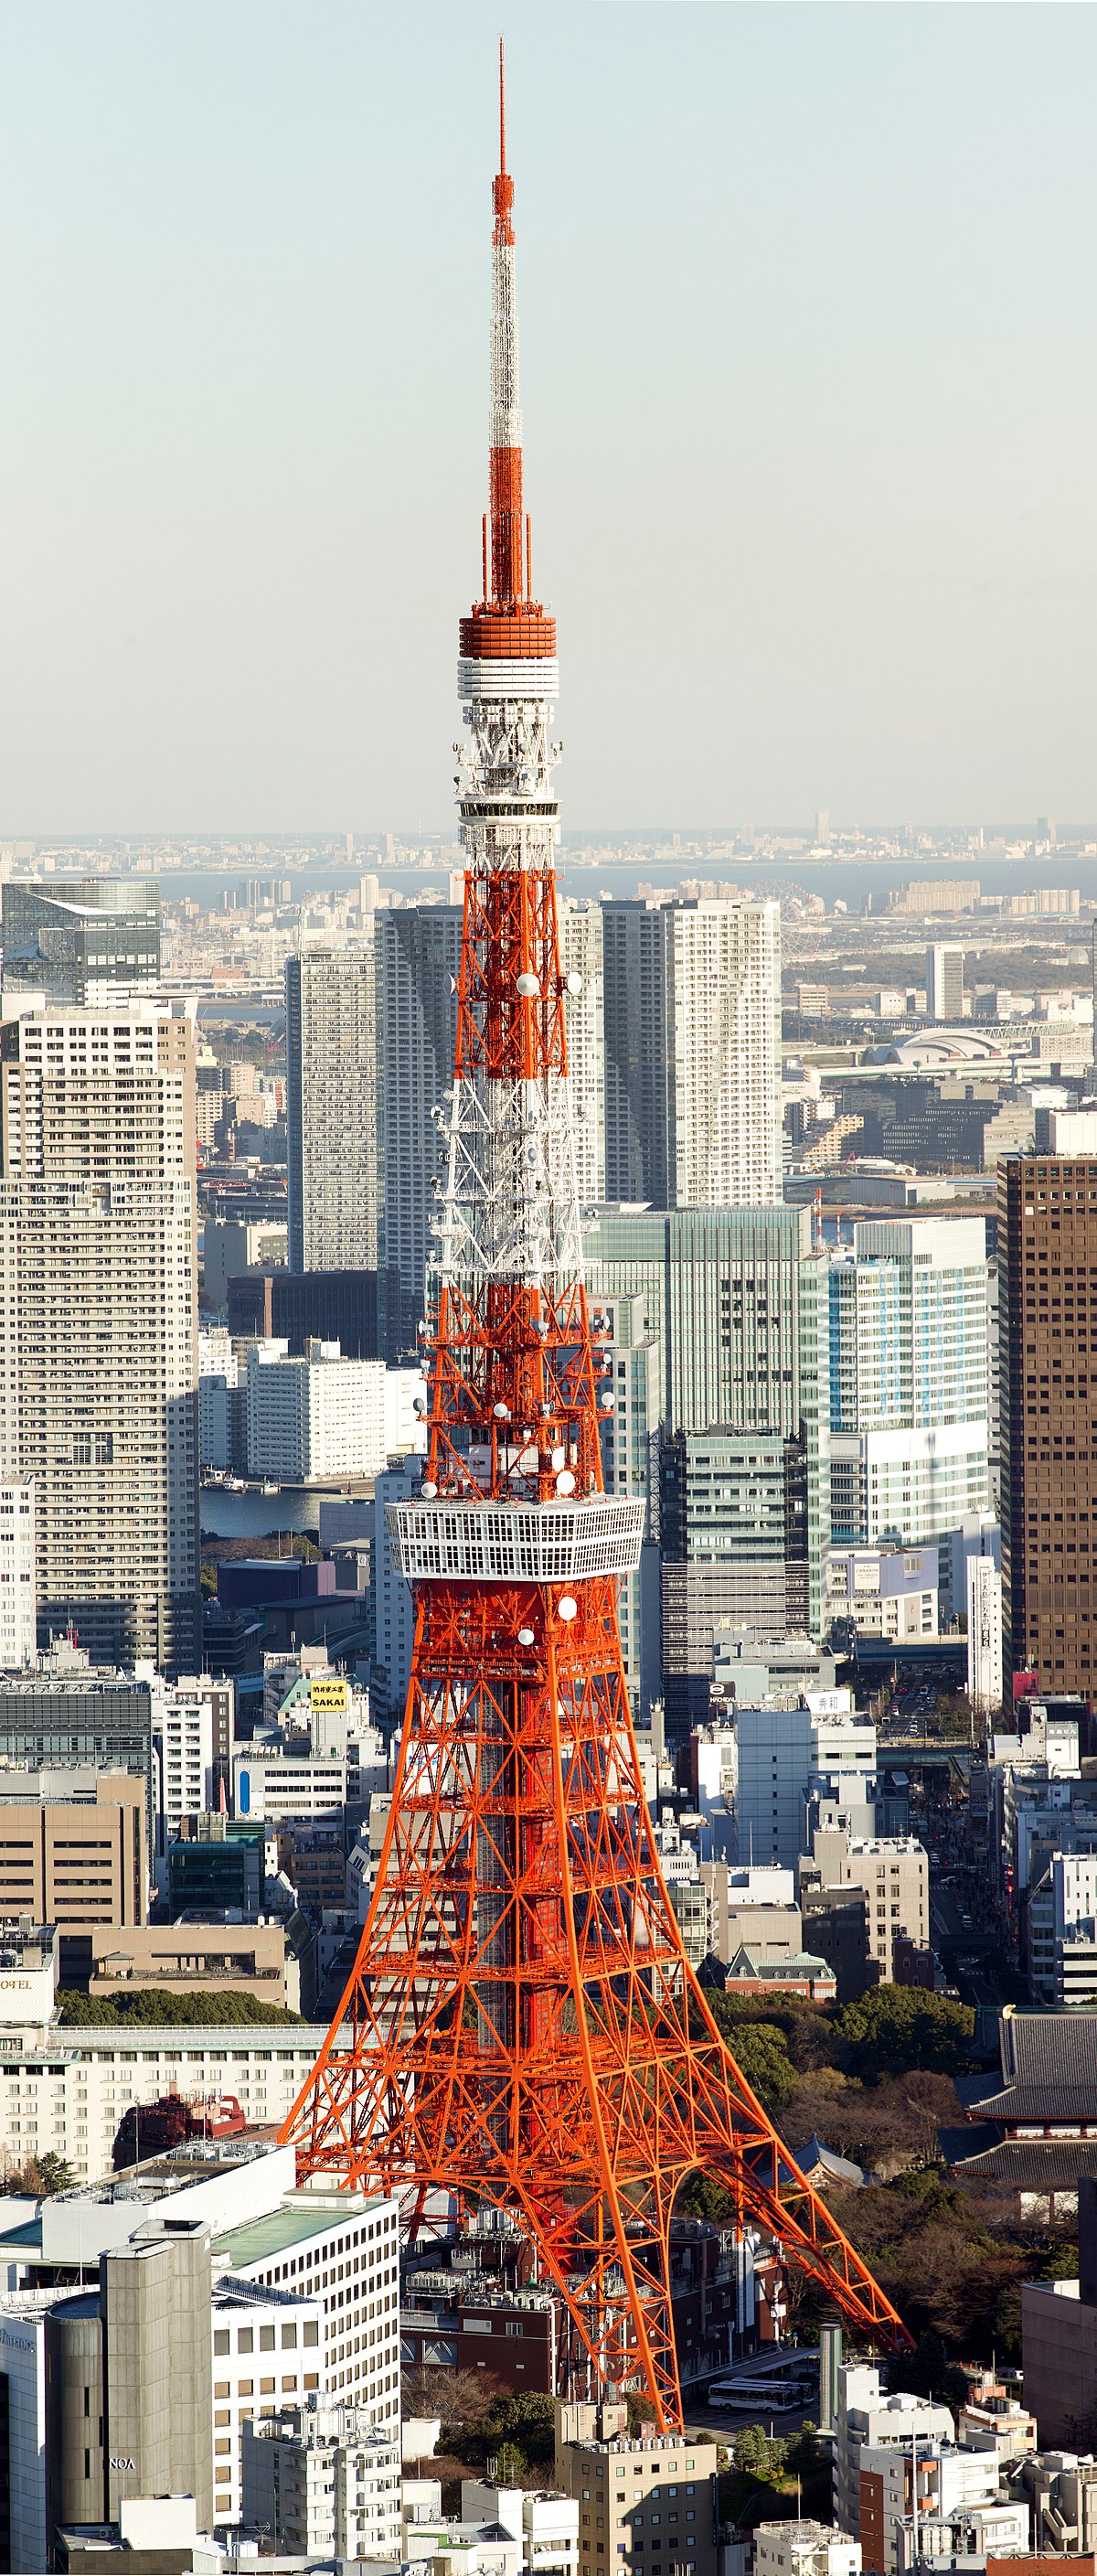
[282,858,912,2427]
[281,47,911,2420]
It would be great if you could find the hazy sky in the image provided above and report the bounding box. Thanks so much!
[0,2,1094,836]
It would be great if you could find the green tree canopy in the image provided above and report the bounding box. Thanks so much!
[722,2020,797,2111]
[57,1988,305,2028]
[836,1986,975,2078]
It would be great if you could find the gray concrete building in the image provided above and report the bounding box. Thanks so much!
[285,948,378,1274]
[375,904,462,1303]
[44,2228,214,2549]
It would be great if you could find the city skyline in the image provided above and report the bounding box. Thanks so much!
[0,3,1092,832]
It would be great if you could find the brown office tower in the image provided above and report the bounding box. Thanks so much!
[1000,1153,1097,1702]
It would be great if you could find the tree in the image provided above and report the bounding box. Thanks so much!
[28,2152,75,2197]
[723,2022,796,2112]
[675,2170,737,2223]
[836,1986,975,2078]
[402,2366,506,2429]
[486,2393,556,2466]
[894,2070,963,2166]
[57,1988,304,2029]
[492,2442,527,2486]
[732,2426,786,2478]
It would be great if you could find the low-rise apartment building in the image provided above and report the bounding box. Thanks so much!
[241,2404,401,2558]
[554,2401,719,2576]
[805,1830,929,1984]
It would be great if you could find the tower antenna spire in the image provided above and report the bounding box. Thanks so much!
[498,34,506,176]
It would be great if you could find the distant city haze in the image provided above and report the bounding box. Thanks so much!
[0,0,1093,831]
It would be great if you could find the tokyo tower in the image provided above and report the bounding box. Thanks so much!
[282,48,911,2421]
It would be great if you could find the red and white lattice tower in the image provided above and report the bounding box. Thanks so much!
[282,48,911,2421]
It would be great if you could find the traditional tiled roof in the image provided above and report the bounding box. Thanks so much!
[970,2009,1097,2124]
[793,2133,867,2187]
[953,2140,1097,2189]
[999,2008,1097,2089]
[974,2086,1097,2122]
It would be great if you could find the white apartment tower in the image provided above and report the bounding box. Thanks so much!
[559,899,605,1205]
[0,1480,35,1667]
[829,1218,990,1547]
[602,897,783,1208]
[285,949,378,1272]
[0,1001,199,1670]
[245,1341,389,1483]
[736,1701,878,1869]
[926,945,964,1022]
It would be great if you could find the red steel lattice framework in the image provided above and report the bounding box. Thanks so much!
[282,48,911,2421]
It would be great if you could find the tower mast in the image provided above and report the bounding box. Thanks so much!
[282,52,911,2421]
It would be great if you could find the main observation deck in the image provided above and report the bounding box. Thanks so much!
[387,1494,645,1584]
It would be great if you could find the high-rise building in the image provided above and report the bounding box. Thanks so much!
[736,1701,877,1870]
[0,1479,35,1667]
[45,2228,215,2546]
[926,944,964,1022]
[591,1289,661,1716]
[553,2406,721,2576]
[828,1218,990,1549]
[585,1204,827,1443]
[373,898,604,1305]
[602,897,783,1207]
[0,1765,146,1959]
[584,1205,832,1716]
[805,1825,929,1984]
[0,2139,403,2552]
[149,1671,234,1848]
[0,878,160,1008]
[999,1151,1097,1699]
[286,950,378,1273]
[0,1645,154,1790]
[375,904,463,1300]
[559,898,605,1203]
[966,1553,1004,1714]
[0,1001,199,1670]
[660,1429,814,1726]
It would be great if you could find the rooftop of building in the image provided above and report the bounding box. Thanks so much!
[845,1834,925,1857]
[726,1949,835,1981]
[996,2005,1097,2089]
[0,1919,55,1964]
[249,2400,400,2450]
[755,2521,848,2547]
[213,2271,321,2314]
[560,2432,717,2457]
[212,2186,388,2270]
[793,2134,866,2187]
